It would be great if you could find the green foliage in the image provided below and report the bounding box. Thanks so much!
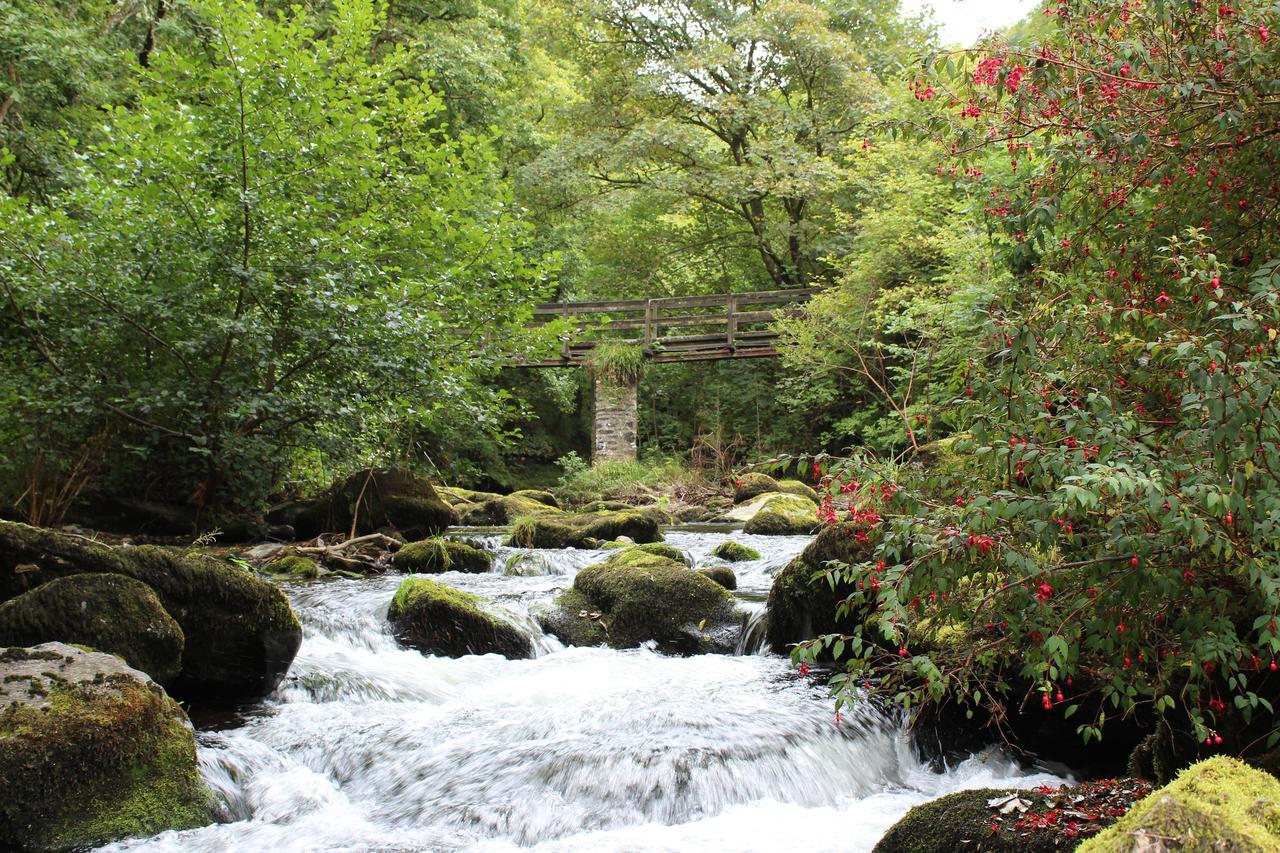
[797,0,1280,760]
[588,341,646,385]
[554,454,709,508]
[0,0,551,519]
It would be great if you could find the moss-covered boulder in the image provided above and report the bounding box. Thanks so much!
[733,473,779,503]
[283,467,457,540]
[875,778,1154,853]
[0,575,184,686]
[0,522,302,701]
[699,566,737,590]
[539,549,739,653]
[766,524,870,655]
[263,554,320,580]
[0,643,211,850]
[456,491,564,526]
[776,479,819,501]
[711,541,760,562]
[392,538,492,574]
[387,578,531,659]
[1079,757,1280,852]
[632,541,689,564]
[742,493,820,536]
[508,510,662,549]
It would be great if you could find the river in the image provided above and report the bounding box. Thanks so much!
[104,527,1063,852]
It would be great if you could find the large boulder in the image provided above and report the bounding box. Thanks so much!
[733,473,780,504]
[0,643,211,850]
[281,467,457,540]
[538,549,740,654]
[508,510,663,549]
[765,524,870,655]
[455,490,564,526]
[392,538,492,574]
[1079,757,1280,852]
[741,493,820,535]
[387,578,531,659]
[874,778,1153,853]
[0,574,184,686]
[0,521,302,700]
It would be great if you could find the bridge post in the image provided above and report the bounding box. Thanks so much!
[591,373,638,463]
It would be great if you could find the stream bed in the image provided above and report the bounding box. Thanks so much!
[104,527,1063,852]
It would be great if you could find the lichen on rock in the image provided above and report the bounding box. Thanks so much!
[387,578,530,659]
[0,643,211,851]
[741,493,820,536]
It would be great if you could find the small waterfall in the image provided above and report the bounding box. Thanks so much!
[101,527,1065,853]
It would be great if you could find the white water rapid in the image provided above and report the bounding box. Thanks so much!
[104,527,1064,852]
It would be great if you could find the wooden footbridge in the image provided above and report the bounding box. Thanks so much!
[523,287,817,367]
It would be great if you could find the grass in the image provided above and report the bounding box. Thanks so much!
[587,341,646,385]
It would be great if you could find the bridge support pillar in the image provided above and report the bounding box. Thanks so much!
[592,374,638,463]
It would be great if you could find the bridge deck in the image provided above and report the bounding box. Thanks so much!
[519,287,816,367]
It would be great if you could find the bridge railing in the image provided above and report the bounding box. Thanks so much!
[522,287,817,366]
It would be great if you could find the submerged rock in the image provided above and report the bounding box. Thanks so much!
[539,548,739,653]
[387,578,530,659]
[392,538,492,574]
[741,493,820,536]
[0,643,211,851]
[1080,757,1280,852]
[0,521,302,700]
[507,510,662,549]
[0,574,184,686]
[711,541,760,562]
[281,467,457,540]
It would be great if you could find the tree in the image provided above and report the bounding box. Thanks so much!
[526,0,927,291]
[798,0,1280,765]
[0,0,550,523]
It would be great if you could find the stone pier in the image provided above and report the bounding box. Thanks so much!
[591,374,638,463]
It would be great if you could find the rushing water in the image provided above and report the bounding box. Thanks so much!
[105,528,1064,852]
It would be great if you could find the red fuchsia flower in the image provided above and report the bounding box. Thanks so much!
[1035,581,1054,601]
[1261,25,1270,42]
[797,662,809,677]
[1156,290,1172,306]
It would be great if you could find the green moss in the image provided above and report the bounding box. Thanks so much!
[1080,757,1280,852]
[741,493,820,536]
[765,525,872,655]
[0,651,210,850]
[509,489,560,509]
[711,541,760,562]
[0,574,185,686]
[633,542,688,564]
[387,578,530,659]
[507,511,662,549]
[392,538,492,574]
[0,521,302,701]
[733,473,779,504]
[699,566,737,590]
[776,479,819,501]
[265,554,320,580]
[540,551,737,653]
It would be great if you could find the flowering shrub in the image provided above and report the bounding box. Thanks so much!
[796,0,1280,756]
